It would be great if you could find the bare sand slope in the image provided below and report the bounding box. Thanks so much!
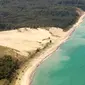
[0,28,66,57]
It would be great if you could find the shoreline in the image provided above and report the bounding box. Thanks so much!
[18,13,85,85]
[29,13,85,85]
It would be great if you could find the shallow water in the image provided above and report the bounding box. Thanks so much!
[32,19,85,85]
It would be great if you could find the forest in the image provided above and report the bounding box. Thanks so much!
[0,0,84,30]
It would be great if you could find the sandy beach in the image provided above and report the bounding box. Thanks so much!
[16,13,85,85]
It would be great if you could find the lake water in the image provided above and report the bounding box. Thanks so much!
[31,19,85,85]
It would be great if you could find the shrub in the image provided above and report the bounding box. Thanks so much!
[0,55,18,79]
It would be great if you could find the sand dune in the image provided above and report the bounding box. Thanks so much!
[0,27,66,57]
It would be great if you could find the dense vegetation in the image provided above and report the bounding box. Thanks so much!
[0,55,18,79]
[57,0,85,10]
[0,0,83,31]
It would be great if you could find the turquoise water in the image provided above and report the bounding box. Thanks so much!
[32,19,85,85]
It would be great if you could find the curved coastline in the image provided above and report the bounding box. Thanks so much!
[20,13,85,85]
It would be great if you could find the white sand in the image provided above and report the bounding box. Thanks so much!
[0,28,50,55]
